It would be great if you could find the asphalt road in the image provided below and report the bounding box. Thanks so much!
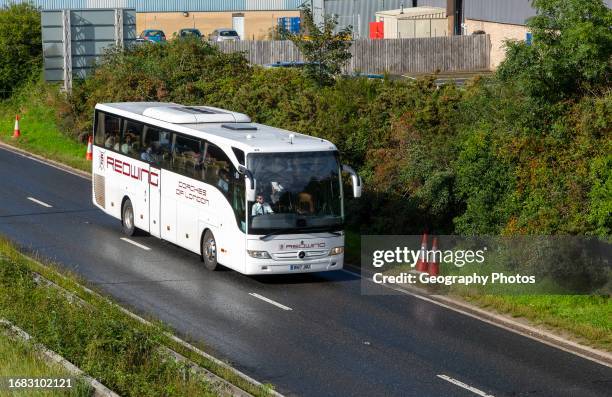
[1,146,610,397]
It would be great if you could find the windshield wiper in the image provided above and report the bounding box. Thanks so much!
[259,226,341,240]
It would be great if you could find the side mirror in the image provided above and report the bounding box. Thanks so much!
[342,164,362,198]
[239,165,257,201]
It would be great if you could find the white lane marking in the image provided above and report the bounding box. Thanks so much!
[437,375,494,397]
[27,196,52,208]
[342,269,612,369]
[248,293,293,311]
[120,237,151,251]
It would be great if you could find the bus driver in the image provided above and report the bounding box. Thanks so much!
[252,194,274,216]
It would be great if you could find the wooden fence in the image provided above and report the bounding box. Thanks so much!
[215,35,491,74]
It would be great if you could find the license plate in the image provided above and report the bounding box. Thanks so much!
[290,264,311,271]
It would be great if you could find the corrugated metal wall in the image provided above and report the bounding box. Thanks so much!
[465,0,534,25]
[324,0,446,38]
[324,0,446,39]
[0,0,304,12]
[466,0,612,24]
[323,0,612,38]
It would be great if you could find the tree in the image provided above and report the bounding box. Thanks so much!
[287,5,353,86]
[0,2,42,97]
[497,0,612,102]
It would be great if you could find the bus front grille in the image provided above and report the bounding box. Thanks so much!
[272,250,329,260]
[93,174,105,208]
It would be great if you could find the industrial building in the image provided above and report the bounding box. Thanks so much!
[1,0,302,40]
[316,0,612,68]
[4,0,611,69]
[374,6,448,39]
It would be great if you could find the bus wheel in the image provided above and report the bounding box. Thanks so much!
[202,230,218,271]
[121,199,135,236]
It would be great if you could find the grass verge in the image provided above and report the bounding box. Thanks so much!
[463,294,611,351]
[0,237,275,397]
[0,333,92,397]
[0,79,89,172]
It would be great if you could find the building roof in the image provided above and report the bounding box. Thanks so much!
[0,0,303,12]
[96,102,337,155]
[323,0,612,34]
[375,7,446,20]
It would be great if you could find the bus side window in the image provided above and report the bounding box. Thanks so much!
[121,120,143,159]
[205,143,245,230]
[207,144,237,196]
[156,131,173,168]
[95,112,121,150]
[174,135,202,179]
[141,126,164,163]
[94,111,104,146]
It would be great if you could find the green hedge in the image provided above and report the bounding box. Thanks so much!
[50,36,610,239]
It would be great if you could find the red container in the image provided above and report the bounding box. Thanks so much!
[369,22,384,39]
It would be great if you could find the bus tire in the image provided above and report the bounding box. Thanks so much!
[202,230,218,271]
[121,199,136,236]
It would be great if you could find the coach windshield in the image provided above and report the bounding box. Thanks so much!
[247,151,344,235]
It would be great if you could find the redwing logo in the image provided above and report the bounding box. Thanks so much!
[280,241,326,250]
[106,156,159,186]
[99,152,105,171]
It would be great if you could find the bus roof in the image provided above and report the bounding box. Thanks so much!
[96,102,337,154]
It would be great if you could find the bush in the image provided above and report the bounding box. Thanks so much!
[498,0,612,101]
[50,0,610,240]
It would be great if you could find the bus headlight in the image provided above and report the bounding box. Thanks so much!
[329,247,344,256]
[247,250,271,259]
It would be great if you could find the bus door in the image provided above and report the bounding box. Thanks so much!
[121,120,151,232]
[144,127,171,239]
[149,165,161,238]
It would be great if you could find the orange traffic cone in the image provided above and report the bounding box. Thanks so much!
[415,233,429,272]
[85,136,93,161]
[12,115,20,138]
[428,237,440,276]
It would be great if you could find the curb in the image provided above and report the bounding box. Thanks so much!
[345,264,612,368]
[29,271,255,397]
[0,141,91,180]
[15,252,282,397]
[0,319,119,397]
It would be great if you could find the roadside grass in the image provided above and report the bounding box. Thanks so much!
[463,294,612,351]
[0,333,92,397]
[0,79,89,172]
[0,237,276,397]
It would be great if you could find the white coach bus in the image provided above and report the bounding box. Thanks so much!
[91,102,362,274]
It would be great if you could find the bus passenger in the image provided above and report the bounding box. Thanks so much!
[141,146,154,162]
[104,135,115,149]
[121,135,132,154]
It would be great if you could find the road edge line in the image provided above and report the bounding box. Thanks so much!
[344,265,612,368]
[27,271,254,397]
[11,249,283,397]
[0,141,91,180]
[0,318,120,397]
